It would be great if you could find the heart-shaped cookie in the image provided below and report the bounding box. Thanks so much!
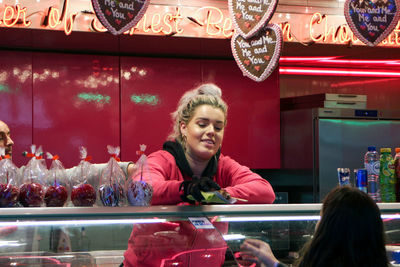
[228,0,278,39]
[344,0,400,46]
[231,24,283,82]
[91,0,150,35]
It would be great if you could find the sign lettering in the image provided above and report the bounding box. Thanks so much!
[228,0,278,38]
[0,2,400,46]
[231,24,282,82]
[344,0,400,46]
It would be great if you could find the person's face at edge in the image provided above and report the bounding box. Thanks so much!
[0,121,14,157]
[180,105,225,162]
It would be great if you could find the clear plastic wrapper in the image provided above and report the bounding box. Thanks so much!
[126,144,153,206]
[44,152,69,207]
[0,147,20,207]
[98,145,126,207]
[20,145,47,207]
[70,147,97,207]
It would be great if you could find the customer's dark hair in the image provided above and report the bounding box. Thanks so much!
[297,186,388,267]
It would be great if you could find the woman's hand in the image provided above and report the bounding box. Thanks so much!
[240,239,279,267]
[180,177,221,202]
[218,189,231,200]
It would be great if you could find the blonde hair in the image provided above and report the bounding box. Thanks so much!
[168,83,228,145]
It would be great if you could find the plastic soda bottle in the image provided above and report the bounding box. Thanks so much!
[394,147,400,202]
[364,146,381,202]
[379,148,396,202]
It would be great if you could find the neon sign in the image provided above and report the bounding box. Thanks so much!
[1,4,30,27]
[46,0,77,36]
[0,1,400,46]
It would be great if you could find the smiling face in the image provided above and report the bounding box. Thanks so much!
[180,104,225,161]
[0,121,14,157]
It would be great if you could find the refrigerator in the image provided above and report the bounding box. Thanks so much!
[281,108,400,202]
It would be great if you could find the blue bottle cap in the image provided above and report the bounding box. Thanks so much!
[393,250,400,263]
[368,146,376,151]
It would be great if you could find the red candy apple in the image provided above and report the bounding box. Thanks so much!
[127,180,153,206]
[71,183,96,206]
[19,182,44,207]
[99,183,125,207]
[44,185,68,207]
[0,183,19,207]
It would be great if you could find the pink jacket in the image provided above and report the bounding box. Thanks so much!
[134,150,275,205]
[123,220,229,267]
[123,150,275,267]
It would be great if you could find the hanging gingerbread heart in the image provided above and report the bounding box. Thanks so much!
[231,24,283,82]
[344,0,400,46]
[228,0,278,39]
[91,0,150,35]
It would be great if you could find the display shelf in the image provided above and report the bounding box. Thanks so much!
[0,204,399,266]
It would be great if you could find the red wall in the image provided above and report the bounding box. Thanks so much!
[1,50,280,169]
[280,43,400,110]
[0,51,32,166]
[280,75,400,110]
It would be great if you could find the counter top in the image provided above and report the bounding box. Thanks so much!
[0,203,398,219]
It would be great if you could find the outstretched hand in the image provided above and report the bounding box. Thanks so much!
[240,239,279,267]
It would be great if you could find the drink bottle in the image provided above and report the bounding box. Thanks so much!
[355,169,367,193]
[379,148,396,202]
[364,146,380,202]
[337,168,350,186]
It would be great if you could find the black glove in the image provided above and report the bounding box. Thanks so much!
[180,177,221,203]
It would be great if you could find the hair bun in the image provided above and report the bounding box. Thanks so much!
[196,83,222,97]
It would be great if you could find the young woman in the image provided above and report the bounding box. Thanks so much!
[241,186,389,267]
[122,83,275,267]
[130,83,275,205]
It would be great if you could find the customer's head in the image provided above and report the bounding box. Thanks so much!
[298,186,388,267]
[0,120,13,157]
[169,83,228,160]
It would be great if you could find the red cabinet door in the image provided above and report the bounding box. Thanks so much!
[0,51,33,167]
[32,52,120,168]
[202,60,280,169]
[121,56,280,169]
[121,57,202,162]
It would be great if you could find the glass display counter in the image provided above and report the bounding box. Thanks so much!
[0,203,399,266]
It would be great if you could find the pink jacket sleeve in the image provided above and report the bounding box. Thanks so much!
[133,151,275,205]
[133,151,183,205]
[217,155,275,204]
